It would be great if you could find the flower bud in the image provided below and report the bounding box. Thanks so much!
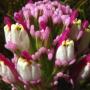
[4,16,12,28]
[61,15,70,26]
[4,25,11,43]
[56,40,75,66]
[16,57,41,83]
[22,8,31,29]
[4,23,30,52]
[70,10,78,23]
[82,20,89,30]
[0,54,19,84]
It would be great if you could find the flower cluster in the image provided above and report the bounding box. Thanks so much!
[0,0,90,90]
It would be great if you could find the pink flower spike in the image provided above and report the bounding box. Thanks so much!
[39,16,47,30]
[41,27,50,40]
[70,10,78,23]
[82,20,89,30]
[48,53,53,60]
[34,52,41,59]
[32,54,37,60]
[14,12,23,23]
[61,5,67,14]
[47,49,54,60]
[65,5,72,14]
[30,25,35,37]
[14,12,26,29]
[21,50,32,61]
[22,8,31,29]
[52,15,61,24]
[4,16,12,28]
[58,27,70,46]
[76,30,84,40]
[61,15,70,26]
[35,31,41,38]
[64,17,70,26]
[38,47,47,54]
[39,21,47,30]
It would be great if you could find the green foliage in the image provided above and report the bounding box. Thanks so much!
[62,0,90,21]
[0,80,11,90]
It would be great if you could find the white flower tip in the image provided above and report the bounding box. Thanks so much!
[4,25,10,32]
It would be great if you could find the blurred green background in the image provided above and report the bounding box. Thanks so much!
[0,0,90,90]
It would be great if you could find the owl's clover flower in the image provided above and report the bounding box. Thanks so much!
[4,23,30,53]
[16,57,41,84]
[55,39,75,66]
[2,0,90,89]
[0,54,20,84]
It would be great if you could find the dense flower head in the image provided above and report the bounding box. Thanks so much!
[1,0,90,90]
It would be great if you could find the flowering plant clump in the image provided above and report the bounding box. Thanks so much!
[0,0,90,90]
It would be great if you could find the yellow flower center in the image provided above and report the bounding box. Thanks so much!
[11,23,24,31]
[16,24,24,31]
[62,40,73,46]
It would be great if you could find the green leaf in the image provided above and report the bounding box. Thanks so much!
[0,80,11,90]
